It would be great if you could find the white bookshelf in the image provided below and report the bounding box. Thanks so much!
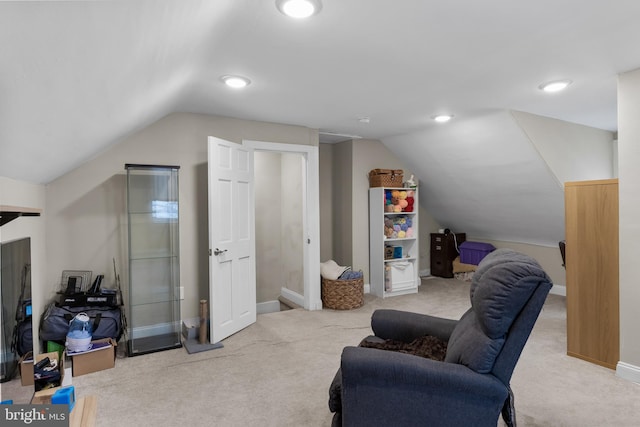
[369,187,419,298]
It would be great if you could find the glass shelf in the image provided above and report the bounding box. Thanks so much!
[129,253,178,261]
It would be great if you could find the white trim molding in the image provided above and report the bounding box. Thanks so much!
[281,287,305,308]
[257,300,281,314]
[549,284,566,296]
[616,361,640,384]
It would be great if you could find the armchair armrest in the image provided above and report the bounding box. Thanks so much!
[340,346,507,427]
[371,309,460,342]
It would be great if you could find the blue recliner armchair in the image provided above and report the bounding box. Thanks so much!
[329,249,552,427]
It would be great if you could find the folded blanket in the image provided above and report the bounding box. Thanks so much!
[360,335,448,361]
[339,270,363,280]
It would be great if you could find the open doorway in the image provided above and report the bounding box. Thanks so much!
[244,140,321,313]
[254,151,304,312]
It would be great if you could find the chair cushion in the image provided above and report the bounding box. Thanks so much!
[444,249,550,373]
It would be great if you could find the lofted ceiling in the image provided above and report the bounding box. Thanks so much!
[0,1,636,247]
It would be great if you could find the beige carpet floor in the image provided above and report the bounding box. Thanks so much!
[66,277,640,426]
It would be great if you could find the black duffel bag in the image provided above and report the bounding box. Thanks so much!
[40,303,123,343]
[12,316,32,357]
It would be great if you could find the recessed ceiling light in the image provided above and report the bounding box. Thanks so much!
[539,79,572,93]
[432,114,454,123]
[276,0,322,19]
[358,116,371,124]
[220,75,251,89]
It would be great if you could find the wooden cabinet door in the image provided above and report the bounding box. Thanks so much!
[565,179,619,369]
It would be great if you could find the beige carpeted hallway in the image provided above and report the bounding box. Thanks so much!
[71,277,640,426]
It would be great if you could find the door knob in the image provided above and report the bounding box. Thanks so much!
[213,248,227,256]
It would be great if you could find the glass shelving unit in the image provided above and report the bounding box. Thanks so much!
[125,164,181,356]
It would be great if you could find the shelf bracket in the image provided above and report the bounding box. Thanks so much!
[0,208,41,227]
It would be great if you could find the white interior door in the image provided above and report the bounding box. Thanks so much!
[208,136,256,343]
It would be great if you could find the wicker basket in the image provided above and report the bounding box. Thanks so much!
[369,169,404,187]
[322,277,364,310]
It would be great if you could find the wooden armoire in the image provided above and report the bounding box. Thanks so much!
[564,179,619,369]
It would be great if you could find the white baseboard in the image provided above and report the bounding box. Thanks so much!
[419,269,431,277]
[280,287,304,307]
[550,284,566,296]
[257,300,281,314]
[364,283,371,294]
[617,361,640,384]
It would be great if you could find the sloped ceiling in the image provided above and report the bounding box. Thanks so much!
[383,110,567,246]
[0,1,635,244]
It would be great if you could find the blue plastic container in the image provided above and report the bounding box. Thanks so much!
[393,246,403,259]
[52,386,76,412]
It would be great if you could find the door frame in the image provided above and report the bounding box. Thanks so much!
[243,140,322,311]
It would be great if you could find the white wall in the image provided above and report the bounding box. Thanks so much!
[327,139,562,288]
[319,144,334,262]
[512,111,614,185]
[280,153,304,296]
[471,238,565,292]
[382,110,614,247]
[331,141,353,266]
[255,151,283,303]
[43,112,317,324]
[334,139,440,284]
[617,68,640,380]
[255,152,305,303]
[352,140,414,283]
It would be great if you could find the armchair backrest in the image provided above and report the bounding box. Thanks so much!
[444,249,552,385]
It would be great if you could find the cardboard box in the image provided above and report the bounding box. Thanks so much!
[70,338,117,377]
[30,350,65,401]
[19,351,34,386]
[31,367,72,405]
[31,387,58,405]
[21,351,65,388]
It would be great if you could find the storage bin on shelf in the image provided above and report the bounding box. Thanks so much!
[459,241,496,265]
[369,169,403,188]
[321,276,364,310]
[385,261,415,292]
